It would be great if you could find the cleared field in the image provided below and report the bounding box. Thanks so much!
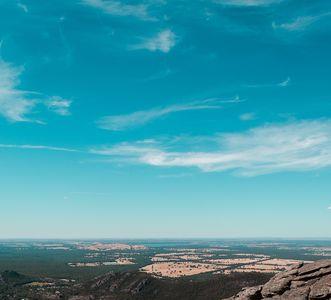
[141,262,226,278]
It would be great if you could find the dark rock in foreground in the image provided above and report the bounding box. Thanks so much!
[223,260,331,300]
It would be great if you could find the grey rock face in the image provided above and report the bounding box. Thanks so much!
[223,260,331,300]
[232,285,263,299]
[309,274,331,299]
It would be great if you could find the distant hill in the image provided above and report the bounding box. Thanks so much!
[0,270,34,286]
[0,270,36,299]
[0,269,271,300]
[77,270,271,300]
[223,259,331,300]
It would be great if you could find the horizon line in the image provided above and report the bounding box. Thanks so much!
[1,237,331,240]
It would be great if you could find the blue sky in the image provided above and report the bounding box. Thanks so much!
[0,0,331,238]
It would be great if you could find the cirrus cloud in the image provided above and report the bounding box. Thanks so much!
[92,119,331,176]
[82,0,153,21]
[0,144,77,152]
[46,96,72,116]
[214,0,283,7]
[273,13,331,32]
[97,97,241,131]
[0,58,72,122]
[0,59,35,122]
[131,29,177,53]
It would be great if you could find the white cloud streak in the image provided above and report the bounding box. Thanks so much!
[6,119,331,177]
[97,97,241,131]
[0,144,77,152]
[273,13,331,32]
[92,119,331,176]
[245,77,290,89]
[214,0,283,7]
[82,0,152,20]
[132,29,176,53]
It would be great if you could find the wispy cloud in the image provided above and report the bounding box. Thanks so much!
[328,206,331,210]
[0,57,72,122]
[132,29,176,53]
[92,119,331,176]
[0,144,77,152]
[82,0,152,20]
[97,97,241,131]
[141,67,174,82]
[214,0,283,7]
[273,13,331,32]
[17,2,28,13]
[239,112,256,121]
[46,96,72,116]
[278,77,291,87]
[244,77,290,88]
[0,60,35,122]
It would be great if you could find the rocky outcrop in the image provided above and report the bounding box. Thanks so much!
[223,260,331,300]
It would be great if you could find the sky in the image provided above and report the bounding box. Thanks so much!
[0,0,331,239]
